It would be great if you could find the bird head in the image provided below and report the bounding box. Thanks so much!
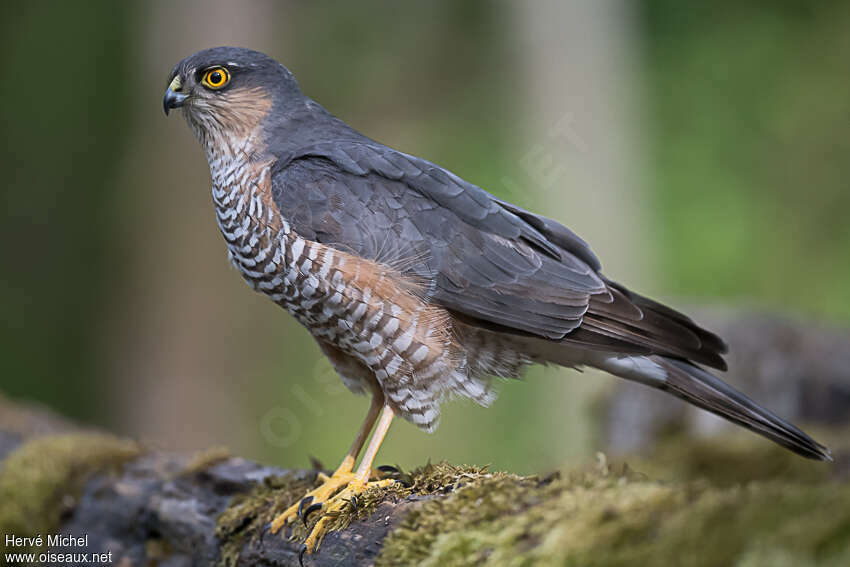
[164,46,303,151]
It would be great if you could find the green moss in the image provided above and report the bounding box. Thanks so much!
[320,463,498,535]
[179,445,232,477]
[214,439,848,566]
[216,472,318,567]
[214,463,496,566]
[376,458,850,567]
[0,433,140,553]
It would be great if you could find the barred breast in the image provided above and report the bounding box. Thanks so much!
[208,153,493,430]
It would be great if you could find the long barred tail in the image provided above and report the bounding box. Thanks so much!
[591,353,832,461]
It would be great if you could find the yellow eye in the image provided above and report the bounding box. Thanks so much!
[202,67,230,89]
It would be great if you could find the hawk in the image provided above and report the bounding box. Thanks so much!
[164,47,830,553]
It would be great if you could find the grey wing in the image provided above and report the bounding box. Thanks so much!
[271,142,727,369]
[271,148,604,339]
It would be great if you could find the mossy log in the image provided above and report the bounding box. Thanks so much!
[1,393,849,566]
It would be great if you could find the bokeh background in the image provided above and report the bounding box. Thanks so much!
[1,0,848,475]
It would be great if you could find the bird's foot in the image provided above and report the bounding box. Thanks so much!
[300,477,395,554]
[269,467,395,554]
[269,467,357,533]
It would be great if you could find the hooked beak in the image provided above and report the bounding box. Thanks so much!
[163,76,188,116]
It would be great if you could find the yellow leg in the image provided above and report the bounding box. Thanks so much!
[269,394,383,533]
[300,406,396,554]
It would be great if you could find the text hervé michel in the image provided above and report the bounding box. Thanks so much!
[5,534,113,564]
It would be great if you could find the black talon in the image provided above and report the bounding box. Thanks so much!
[299,545,307,567]
[377,464,412,486]
[348,494,358,513]
[297,495,314,521]
[301,501,324,526]
[308,455,324,471]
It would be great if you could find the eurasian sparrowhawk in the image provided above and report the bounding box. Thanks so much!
[163,47,831,554]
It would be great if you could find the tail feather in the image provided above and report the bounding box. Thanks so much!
[593,353,832,461]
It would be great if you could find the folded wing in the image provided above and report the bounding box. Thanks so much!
[270,141,727,370]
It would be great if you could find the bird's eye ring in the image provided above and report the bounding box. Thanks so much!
[202,67,230,89]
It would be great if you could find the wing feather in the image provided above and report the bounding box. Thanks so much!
[270,140,727,369]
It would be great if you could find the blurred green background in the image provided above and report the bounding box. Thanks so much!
[1,1,848,475]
